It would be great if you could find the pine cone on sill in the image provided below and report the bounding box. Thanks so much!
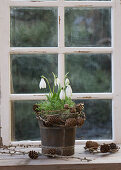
[86,141,99,149]
[109,143,117,150]
[28,150,38,159]
[100,144,110,153]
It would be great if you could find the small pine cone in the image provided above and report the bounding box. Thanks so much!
[44,121,53,127]
[109,143,117,149]
[100,144,110,153]
[80,103,84,110]
[86,141,99,149]
[70,107,76,113]
[47,115,60,124]
[76,104,82,112]
[33,104,39,112]
[77,117,85,127]
[64,104,69,109]
[47,115,63,125]
[65,118,77,127]
[28,150,38,159]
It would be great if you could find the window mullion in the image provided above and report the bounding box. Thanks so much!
[63,1,112,7]
[10,47,59,54]
[0,0,11,145]
[63,47,112,54]
[10,1,59,7]
[10,93,113,101]
[10,47,112,55]
[112,0,121,143]
[58,4,65,86]
[10,1,112,7]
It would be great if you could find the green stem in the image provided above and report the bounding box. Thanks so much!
[64,72,69,90]
[52,72,55,94]
[41,76,52,95]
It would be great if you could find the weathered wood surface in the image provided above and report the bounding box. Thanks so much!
[0,145,121,170]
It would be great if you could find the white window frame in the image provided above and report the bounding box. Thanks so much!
[0,0,121,146]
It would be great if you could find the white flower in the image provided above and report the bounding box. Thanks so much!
[54,77,60,86]
[65,78,70,86]
[39,78,46,89]
[66,85,72,98]
[59,89,65,100]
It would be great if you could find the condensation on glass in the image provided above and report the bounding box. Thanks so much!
[10,7,58,47]
[10,54,58,94]
[65,53,112,93]
[11,99,112,141]
[65,8,111,47]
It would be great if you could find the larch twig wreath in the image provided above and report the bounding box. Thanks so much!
[33,73,86,156]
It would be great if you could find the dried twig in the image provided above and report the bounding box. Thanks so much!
[42,153,92,162]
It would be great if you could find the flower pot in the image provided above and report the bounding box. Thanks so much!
[38,120,76,156]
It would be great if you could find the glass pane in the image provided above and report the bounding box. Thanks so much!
[66,0,111,1]
[10,54,58,94]
[12,99,112,141]
[75,99,112,140]
[19,0,57,1]
[10,7,58,47]
[65,53,111,93]
[11,100,40,141]
[65,8,111,47]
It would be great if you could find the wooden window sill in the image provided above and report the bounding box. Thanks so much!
[0,145,121,170]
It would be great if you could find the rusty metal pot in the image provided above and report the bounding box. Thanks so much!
[38,120,76,156]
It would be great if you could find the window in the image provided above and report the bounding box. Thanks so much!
[1,0,121,145]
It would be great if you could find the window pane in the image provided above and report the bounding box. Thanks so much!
[10,7,58,47]
[65,8,111,47]
[75,99,112,140]
[11,100,40,141]
[11,99,112,141]
[10,54,58,94]
[19,0,57,1]
[65,53,111,93]
[66,0,111,1]
[16,0,56,2]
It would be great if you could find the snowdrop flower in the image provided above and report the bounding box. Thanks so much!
[59,89,65,100]
[66,85,72,98]
[65,78,70,86]
[54,77,60,86]
[39,78,46,89]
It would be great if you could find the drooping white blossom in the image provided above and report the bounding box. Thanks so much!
[66,85,72,98]
[59,89,65,100]
[65,78,70,86]
[54,77,60,86]
[39,78,46,89]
